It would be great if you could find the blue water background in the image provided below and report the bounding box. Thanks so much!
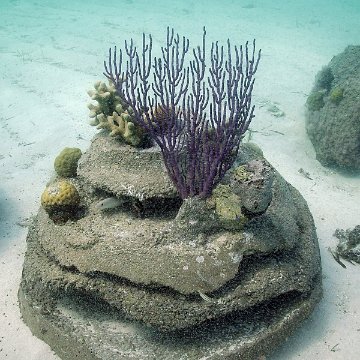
[0,1,360,359]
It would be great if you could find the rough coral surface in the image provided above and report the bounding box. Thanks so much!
[54,147,82,177]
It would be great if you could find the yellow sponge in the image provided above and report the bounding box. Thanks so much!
[41,180,80,216]
[54,147,82,177]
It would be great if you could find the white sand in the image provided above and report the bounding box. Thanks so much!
[0,0,359,359]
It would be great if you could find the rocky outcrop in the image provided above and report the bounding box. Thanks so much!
[19,136,322,359]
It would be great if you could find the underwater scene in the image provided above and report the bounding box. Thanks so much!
[0,0,359,359]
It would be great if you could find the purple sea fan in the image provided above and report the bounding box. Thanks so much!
[104,27,261,199]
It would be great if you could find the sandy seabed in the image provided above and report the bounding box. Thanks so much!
[0,1,359,359]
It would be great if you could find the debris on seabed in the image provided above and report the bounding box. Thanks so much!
[298,168,313,180]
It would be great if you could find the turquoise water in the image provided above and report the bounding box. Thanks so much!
[1,1,360,359]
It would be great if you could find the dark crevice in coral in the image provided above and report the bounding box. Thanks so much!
[47,257,189,300]
[160,289,305,339]
[93,189,182,219]
[55,286,305,341]
[141,196,183,219]
[45,243,302,307]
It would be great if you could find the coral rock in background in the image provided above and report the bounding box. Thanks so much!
[306,46,360,172]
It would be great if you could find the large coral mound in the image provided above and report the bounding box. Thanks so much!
[306,46,360,172]
[19,137,322,359]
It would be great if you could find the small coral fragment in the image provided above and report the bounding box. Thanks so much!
[332,226,360,265]
[54,147,82,177]
[41,180,81,223]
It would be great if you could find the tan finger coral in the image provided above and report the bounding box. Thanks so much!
[87,80,147,147]
[87,80,124,121]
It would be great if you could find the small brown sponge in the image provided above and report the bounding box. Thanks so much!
[207,184,248,230]
[54,147,82,177]
[87,81,146,147]
[41,180,80,223]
